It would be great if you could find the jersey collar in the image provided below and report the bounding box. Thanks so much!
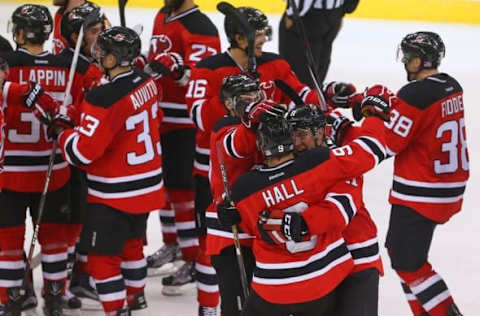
[165,6,199,23]
[17,48,50,57]
[67,47,90,64]
[258,159,294,172]
[226,49,246,72]
[110,70,134,82]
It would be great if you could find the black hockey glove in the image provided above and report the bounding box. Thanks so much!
[22,81,58,125]
[257,210,308,246]
[216,199,242,227]
[47,107,76,139]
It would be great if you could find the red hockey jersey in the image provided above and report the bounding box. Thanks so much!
[57,69,165,214]
[385,73,469,223]
[206,116,260,255]
[186,51,320,178]
[231,121,387,304]
[148,6,220,134]
[52,6,68,55]
[0,49,87,192]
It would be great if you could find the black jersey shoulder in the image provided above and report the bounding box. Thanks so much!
[85,69,150,108]
[2,49,75,70]
[57,49,90,74]
[179,9,218,37]
[195,52,235,70]
[257,52,284,66]
[231,147,330,202]
[213,116,241,132]
[398,73,463,110]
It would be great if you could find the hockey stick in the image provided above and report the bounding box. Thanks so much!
[119,0,128,27]
[287,0,328,112]
[217,2,257,76]
[215,141,250,306]
[274,79,306,107]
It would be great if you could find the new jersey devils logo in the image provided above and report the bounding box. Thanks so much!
[260,80,276,100]
[150,34,172,55]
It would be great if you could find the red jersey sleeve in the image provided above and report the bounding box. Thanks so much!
[186,66,225,133]
[57,99,125,167]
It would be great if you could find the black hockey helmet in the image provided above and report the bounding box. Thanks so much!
[224,6,272,47]
[94,26,141,67]
[61,2,106,47]
[0,56,9,73]
[220,73,261,116]
[256,116,294,158]
[397,31,445,69]
[9,4,53,44]
[287,105,326,131]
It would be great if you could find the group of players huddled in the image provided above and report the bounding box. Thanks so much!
[0,0,469,316]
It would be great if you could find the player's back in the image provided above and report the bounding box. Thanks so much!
[77,69,164,213]
[231,147,355,304]
[148,6,219,132]
[387,73,469,222]
[0,49,75,192]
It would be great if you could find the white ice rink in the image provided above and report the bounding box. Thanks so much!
[1,2,479,315]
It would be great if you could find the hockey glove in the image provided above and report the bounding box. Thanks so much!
[216,199,242,227]
[258,210,308,246]
[134,53,148,71]
[323,81,356,109]
[326,110,353,146]
[47,106,76,139]
[243,100,286,129]
[22,81,59,125]
[360,84,396,122]
[145,52,190,86]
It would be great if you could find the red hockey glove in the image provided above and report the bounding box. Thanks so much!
[134,53,148,70]
[216,199,242,227]
[360,84,396,122]
[326,110,353,146]
[258,210,308,245]
[243,100,286,129]
[323,81,356,109]
[47,106,76,139]
[22,81,59,125]
[145,52,190,85]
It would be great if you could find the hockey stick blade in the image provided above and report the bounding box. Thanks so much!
[274,79,306,107]
[217,2,257,75]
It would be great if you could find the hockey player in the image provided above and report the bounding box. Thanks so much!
[40,26,165,315]
[228,105,389,315]
[287,105,384,316]
[0,4,90,315]
[185,7,320,313]
[331,31,468,316]
[382,32,467,316]
[144,0,221,312]
[52,0,108,55]
[58,3,106,306]
[0,35,13,53]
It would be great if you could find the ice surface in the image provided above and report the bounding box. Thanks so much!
[0,2,479,315]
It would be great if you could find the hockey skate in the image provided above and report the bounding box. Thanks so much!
[69,272,98,301]
[61,289,81,315]
[147,244,182,277]
[42,281,64,316]
[198,306,217,316]
[161,261,196,296]
[127,291,148,315]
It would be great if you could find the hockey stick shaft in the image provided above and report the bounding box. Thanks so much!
[274,79,305,107]
[217,2,257,75]
[215,141,250,303]
[119,0,127,27]
[287,0,328,111]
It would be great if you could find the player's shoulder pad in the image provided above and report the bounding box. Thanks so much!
[257,52,284,66]
[57,49,90,74]
[231,147,330,202]
[85,69,150,108]
[195,52,234,70]
[398,73,463,110]
[180,10,218,37]
[213,116,241,132]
